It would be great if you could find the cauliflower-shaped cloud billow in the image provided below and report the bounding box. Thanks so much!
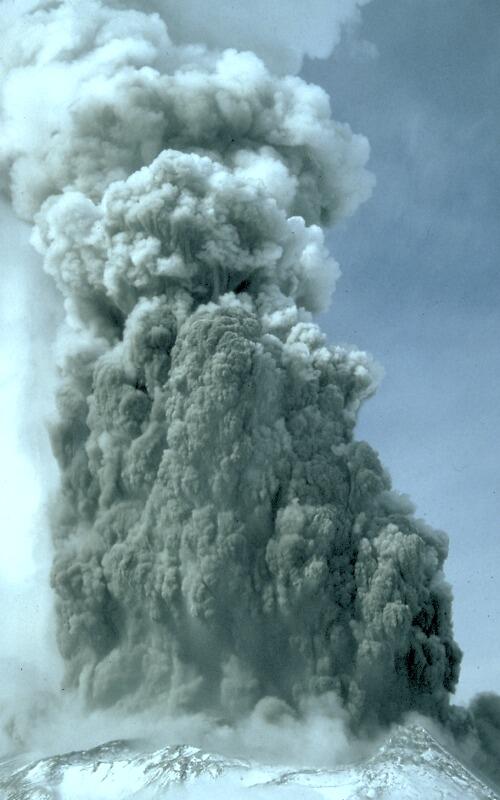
[0,0,468,746]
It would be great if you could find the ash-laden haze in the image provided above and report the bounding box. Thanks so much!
[0,0,499,789]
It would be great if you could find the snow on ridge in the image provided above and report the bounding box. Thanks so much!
[1,724,499,800]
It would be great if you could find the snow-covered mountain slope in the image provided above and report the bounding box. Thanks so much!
[0,725,498,800]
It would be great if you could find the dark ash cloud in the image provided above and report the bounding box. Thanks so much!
[1,0,499,790]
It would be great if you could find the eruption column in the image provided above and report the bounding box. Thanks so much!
[0,0,462,734]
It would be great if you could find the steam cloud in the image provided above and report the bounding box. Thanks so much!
[0,0,499,790]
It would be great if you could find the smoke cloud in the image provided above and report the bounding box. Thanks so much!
[109,0,371,74]
[1,0,499,791]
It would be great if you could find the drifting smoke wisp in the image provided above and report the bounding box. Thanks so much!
[0,0,499,789]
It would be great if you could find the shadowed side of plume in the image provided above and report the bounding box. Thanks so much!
[48,298,461,726]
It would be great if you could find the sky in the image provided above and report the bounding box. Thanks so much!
[0,0,498,713]
[302,0,500,702]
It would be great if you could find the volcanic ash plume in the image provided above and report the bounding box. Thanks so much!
[0,0,466,739]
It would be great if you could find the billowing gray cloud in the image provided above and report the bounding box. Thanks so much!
[0,0,499,791]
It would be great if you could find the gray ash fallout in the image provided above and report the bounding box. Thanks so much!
[0,0,498,785]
